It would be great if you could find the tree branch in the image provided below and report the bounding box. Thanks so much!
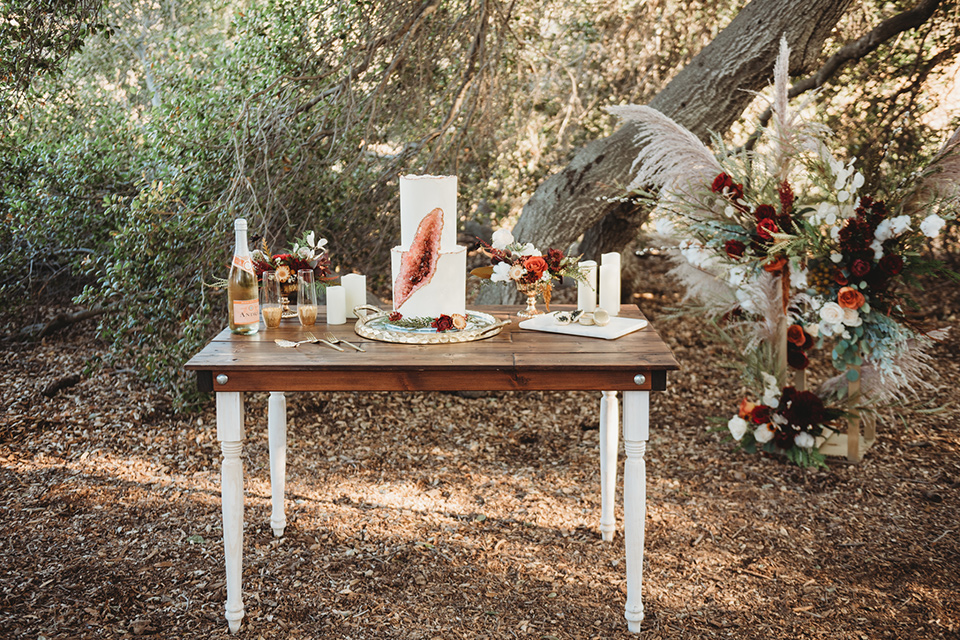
[745,0,943,150]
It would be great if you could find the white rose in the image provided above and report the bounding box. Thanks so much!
[728,416,749,441]
[842,306,862,327]
[754,423,776,444]
[794,431,815,449]
[806,323,820,338]
[819,301,845,325]
[490,261,512,283]
[518,242,541,256]
[491,228,515,250]
[920,214,946,238]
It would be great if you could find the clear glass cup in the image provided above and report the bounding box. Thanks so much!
[261,271,282,329]
[297,269,318,326]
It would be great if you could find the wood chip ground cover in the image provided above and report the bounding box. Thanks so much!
[1,257,958,639]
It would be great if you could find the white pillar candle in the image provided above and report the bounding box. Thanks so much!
[325,285,346,325]
[341,273,366,319]
[577,260,597,312]
[599,252,621,316]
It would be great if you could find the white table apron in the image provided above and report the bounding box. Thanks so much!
[215,388,650,634]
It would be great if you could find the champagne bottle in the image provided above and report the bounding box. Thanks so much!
[228,218,260,335]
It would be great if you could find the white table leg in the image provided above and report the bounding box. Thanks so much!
[622,390,649,633]
[268,392,287,537]
[599,390,620,542]
[217,392,246,634]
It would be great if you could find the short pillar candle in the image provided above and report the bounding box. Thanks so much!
[342,273,366,319]
[325,285,346,325]
[599,252,621,316]
[577,260,597,312]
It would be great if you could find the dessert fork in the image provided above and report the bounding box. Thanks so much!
[325,332,365,352]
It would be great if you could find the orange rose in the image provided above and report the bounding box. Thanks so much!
[837,286,865,310]
[787,324,806,347]
[523,255,549,279]
[763,256,787,273]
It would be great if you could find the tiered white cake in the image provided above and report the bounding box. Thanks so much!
[390,175,467,318]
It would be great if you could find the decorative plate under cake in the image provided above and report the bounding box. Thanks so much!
[354,306,507,344]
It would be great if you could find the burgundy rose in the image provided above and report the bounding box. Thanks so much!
[756,218,778,242]
[850,259,871,278]
[711,172,734,194]
[431,315,454,331]
[751,405,772,424]
[788,346,810,370]
[835,269,849,286]
[754,204,777,221]
[724,239,746,259]
[878,254,904,277]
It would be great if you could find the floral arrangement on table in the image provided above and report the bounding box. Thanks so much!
[252,230,333,291]
[471,227,584,314]
[607,38,958,466]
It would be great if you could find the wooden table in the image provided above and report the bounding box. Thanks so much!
[185,305,679,634]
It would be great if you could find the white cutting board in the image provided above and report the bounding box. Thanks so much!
[519,313,648,340]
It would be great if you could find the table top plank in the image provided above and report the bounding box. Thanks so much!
[185,304,679,392]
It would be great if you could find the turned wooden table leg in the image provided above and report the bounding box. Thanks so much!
[622,390,649,633]
[599,390,620,542]
[268,392,287,537]
[217,392,246,634]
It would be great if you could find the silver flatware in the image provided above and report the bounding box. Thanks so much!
[325,332,365,352]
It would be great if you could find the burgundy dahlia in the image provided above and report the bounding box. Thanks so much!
[878,254,904,277]
[724,239,746,259]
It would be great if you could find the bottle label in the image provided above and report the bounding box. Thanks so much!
[232,254,255,275]
[233,299,259,325]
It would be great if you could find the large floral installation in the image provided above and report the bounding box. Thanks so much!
[608,39,959,467]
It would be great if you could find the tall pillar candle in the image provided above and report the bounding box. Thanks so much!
[577,260,597,312]
[342,273,366,319]
[599,252,621,316]
[325,285,346,325]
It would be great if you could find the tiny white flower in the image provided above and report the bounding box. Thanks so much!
[852,172,865,190]
[490,261,512,283]
[806,323,820,338]
[825,211,838,226]
[772,413,788,426]
[842,306,862,327]
[305,231,315,247]
[820,301,845,325]
[920,214,946,238]
[841,330,851,340]
[874,219,893,241]
[297,246,314,260]
[761,372,778,388]
[838,190,850,203]
[794,431,815,449]
[518,242,541,256]
[870,238,884,261]
[830,253,843,264]
[725,205,737,218]
[754,423,776,444]
[491,228,515,250]
[728,416,749,441]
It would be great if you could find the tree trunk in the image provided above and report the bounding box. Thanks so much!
[477,0,853,304]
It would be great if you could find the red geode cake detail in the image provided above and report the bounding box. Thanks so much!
[394,207,444,309]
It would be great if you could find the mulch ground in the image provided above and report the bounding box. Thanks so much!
[1,255,958,639]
